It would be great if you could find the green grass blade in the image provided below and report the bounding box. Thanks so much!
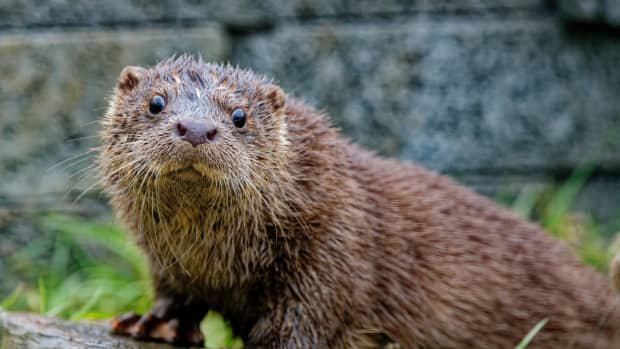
[515,319,548,349]
[511,184,543,219]
[0,285,24,310]
[37,278,47,314]
[70,288,103,321]
[543,166,593,232]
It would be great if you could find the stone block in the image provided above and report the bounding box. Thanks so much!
[557,0,601,21]
[604,0,620,25]
[0,0,548,28]
[233,18,620,173]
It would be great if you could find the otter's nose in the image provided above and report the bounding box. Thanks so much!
[175,119,218,147]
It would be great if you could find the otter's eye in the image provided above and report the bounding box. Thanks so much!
[149,95,165,114]
[231,108,246,128]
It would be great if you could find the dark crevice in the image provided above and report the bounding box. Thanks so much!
[561,20,620,38]
[0,17,220,33]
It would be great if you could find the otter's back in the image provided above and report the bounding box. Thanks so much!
[345,146,620,348]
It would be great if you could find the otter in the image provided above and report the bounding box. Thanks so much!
[100,55,620,348]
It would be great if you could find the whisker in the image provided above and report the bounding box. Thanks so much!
[64,135,101,144]
[56,154,98,173]
[47,149,96,172]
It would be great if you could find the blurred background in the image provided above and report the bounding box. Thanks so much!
[1,0,620,347]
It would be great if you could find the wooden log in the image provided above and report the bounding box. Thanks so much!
[0,311,196,349]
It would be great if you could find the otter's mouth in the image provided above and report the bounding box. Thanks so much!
[163,163,221,181]
[165,164,205,180]
[173,167,202,177]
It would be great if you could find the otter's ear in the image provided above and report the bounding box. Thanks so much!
[263,84,285,113]
[117,66,146,92]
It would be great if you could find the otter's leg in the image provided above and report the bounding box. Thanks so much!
[244,302,323,348]
[244,296,367,349]
[111,294,207,346]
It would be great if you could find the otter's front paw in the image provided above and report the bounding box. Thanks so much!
[111,310,204,346]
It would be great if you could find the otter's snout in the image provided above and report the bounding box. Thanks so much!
[175,119,218,147]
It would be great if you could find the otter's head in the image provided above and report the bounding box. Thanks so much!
[99,56,288,197]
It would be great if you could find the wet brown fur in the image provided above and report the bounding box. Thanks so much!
[99,55,620,348]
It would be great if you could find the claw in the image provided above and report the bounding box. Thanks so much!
[111,311,204,346]
[111,312,140,333]
[131,312,157,338]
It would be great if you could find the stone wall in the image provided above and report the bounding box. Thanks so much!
[1,0,620,294]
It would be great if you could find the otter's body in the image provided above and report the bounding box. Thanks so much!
[100,56,620,348]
